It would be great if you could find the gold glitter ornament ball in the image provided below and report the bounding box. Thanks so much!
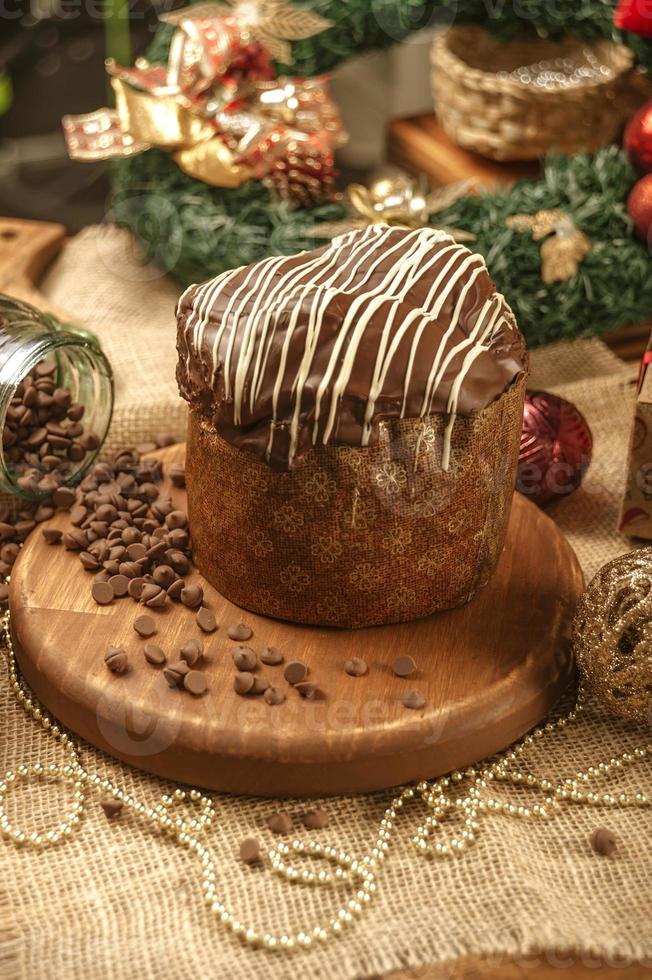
[574,549,652,724]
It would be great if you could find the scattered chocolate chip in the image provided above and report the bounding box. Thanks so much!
[169,464,186,488]
[392,655,416,678]
[303,808,329,830]
[181,583,203,609]
[167,579,184,601]
[133,614,156,638]
[165,510,187,530]
[108,574,130,598]
[196,606,217,633]
[266,812,293,834]
[234,672,255,695]
[590,827,617,856]
[128,577,145,600]
[143,643,166,666]
[105,646,128,674]
[184,670,208,696]
[42,528,62,545]
[53,487,77,509]
[233,646,258,672]
[239,838,260,865]
[100,797,123,820]
[228,622,253,642]
[140,583,163,605]
[401,690,426,709]
[91,581,114,606]
[295,682,318,700]
[251,676,269,695]
[180,638,203,666]
[263,686,285,706]
[260,646,283,666]
[163,660,190,688]
[125,542,147,561]
[152,564,176,589]
[284,660,308,685]
[69,504,87,527]
[345,658,368,677]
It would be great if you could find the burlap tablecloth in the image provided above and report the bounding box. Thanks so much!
[1,228,651,980]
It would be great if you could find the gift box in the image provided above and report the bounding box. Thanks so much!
[619,338,652,536]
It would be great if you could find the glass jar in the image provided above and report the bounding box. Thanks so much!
[0,294,114,499]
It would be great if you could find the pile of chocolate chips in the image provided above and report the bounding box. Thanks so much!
[50,447,193,609]
[3,359,101,496]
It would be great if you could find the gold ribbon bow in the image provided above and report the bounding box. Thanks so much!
[62,1,346,204]
[311,175,476,242]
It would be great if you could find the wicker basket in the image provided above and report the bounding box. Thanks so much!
[431,27,648,161]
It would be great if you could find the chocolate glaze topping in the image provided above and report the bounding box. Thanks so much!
[176,225,527,470]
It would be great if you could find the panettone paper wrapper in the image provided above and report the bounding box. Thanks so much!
[187,374,527,628]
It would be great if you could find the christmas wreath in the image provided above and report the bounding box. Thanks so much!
[69,0,652,347]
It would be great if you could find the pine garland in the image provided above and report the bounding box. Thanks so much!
[111,0,652,347]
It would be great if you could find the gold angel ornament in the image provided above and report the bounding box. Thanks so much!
[506,209,591,284]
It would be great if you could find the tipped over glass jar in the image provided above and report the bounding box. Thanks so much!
[0,294,114,500]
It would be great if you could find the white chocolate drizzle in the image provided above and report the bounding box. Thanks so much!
[177,226,524,471]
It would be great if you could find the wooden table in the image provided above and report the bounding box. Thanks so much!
[387,114,652,364]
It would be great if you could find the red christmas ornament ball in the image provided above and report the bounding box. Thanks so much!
[614,0,652,36]
[517,391,593,507]
[624,101,652,175]
[627,173,652,242]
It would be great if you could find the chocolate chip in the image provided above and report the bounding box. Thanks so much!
[233,646,258,672]
[228,623,252,642]
[303,808,329,830]
[53,486,77,509]
[196,607,217,633]
[100,797,123,820]
[128,577,145,600]
[590,827,617,856]
[167,579,184,601]
[266,812,293,834]
[133,614,156,637]
[144,586,167,609]
[140,583,163,605]
[92,581,114,606]
[180,638,203,666]
[181,583,203,609]
[152,564,176,589]
[125,542,147,561]
[69,505,87,527]
[169,464,186,488]
[108,574,130,598]
[345,658,368,677]
[283,660,308,685]
[163,660,190,688]
[392,655,416,678]
[42,528,62,545]
[184,670,208,696]
[143,643,166,666]
[80,551,100,571]
[105,646,128,674]
[239,838,260,865]
[263,686,285,706]
[251,676,269,695]
[165,510,187,530]
[260,646,283,666]
[295,681,318,700]
[234,672,255,695]
[401,690,426,709]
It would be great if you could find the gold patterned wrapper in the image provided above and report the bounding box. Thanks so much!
[187,374,527,629]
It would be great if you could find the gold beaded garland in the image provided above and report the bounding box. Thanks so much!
[1,604,650,953]
[574,549,652,724]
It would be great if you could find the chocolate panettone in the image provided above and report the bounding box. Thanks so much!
[177,226,528,628]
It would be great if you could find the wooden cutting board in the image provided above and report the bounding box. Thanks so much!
[9,445,583,797]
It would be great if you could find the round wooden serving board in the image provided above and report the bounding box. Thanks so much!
[9,445,583,797]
